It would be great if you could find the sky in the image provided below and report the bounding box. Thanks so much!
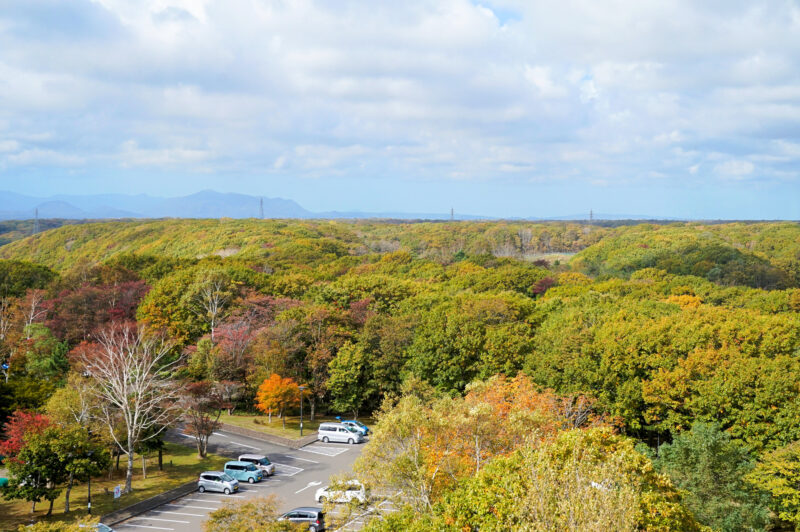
[0,0,799,219]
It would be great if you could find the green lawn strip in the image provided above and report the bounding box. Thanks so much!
[218,412,376,439]
[0,441,227,530]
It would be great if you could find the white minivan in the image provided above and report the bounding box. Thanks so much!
[318,422,364,444]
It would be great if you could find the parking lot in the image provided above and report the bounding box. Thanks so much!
[114,429,366,531]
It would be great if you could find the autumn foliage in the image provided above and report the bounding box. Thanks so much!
[255,374,300,428]
[0,410,51,457]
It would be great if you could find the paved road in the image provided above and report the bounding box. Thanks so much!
[115,428,364,532]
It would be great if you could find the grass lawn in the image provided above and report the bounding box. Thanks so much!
[219,412,376,439]
[0,441,228,531]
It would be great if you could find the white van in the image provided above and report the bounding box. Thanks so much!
[318,422,364,444]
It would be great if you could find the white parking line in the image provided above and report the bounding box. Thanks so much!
[181,498,222,503]
[164,503,218,510]
[117,525,174,531]
[212,432,229,437]
[229,440,261,450]
[152,511,204,517]
[131,518,190,524]
[290,456,320,463]
[300,446,349,457]
[272,462,304,476]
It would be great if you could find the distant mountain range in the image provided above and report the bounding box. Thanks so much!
[0,190,662,221]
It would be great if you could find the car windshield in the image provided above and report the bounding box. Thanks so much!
[347,427,359,433]
[220,473,234,482]
[259,457,271,465]
[246,464,257,471]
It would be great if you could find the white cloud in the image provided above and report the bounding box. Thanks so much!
[524,65,565,98]
[0,140,20,153]
[714,160,755,179]
[0,0,797,191]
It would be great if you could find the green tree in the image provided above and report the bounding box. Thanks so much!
[2,427,68,515]
[187,338,219,381]
[746,440,800,527]
[23,324,69,381]
[653,422,770,531]
[51,427,110,513]
[327,341,372,419]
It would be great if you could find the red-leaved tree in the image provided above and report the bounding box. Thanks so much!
[0,410,51,457]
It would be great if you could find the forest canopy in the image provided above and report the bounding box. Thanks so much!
[1,218,800,530]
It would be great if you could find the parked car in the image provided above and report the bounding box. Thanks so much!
[223,460,263,483]
[315,480,367,504]
[197,471,239,494]
[341,420,369,435]
[238,453,276,476]
[318,422,364,444]
[278,507,326,531]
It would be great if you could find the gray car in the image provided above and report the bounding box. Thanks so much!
[278,507,326,531]
[197,471,239,494]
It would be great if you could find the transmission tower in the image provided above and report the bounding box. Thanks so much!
[260,198,264,219]
[33,208,39,234]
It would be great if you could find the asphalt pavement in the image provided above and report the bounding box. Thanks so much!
[114,428,364,532]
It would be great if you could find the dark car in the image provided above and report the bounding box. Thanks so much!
[278,507,326,531]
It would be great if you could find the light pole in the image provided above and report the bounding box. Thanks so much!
[87,449,94,515]
[298,386,306,437]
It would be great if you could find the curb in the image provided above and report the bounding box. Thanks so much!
[219,422,319,449]
[100,480,198,526]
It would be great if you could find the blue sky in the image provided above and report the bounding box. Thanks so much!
[0,0,799,219]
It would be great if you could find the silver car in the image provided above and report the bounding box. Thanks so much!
[238,453,276,476]
[318,423,365,444]
[197,471,239,494]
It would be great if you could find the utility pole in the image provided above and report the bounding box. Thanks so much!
[450,207,454,221]
[259,198,264,219]
[589,209,593,224]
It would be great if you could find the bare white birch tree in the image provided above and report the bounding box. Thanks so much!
[81,323,181,493]
[190,272,233,342]
[23,289,47,339]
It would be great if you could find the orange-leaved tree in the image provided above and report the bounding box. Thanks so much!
[255,373,300,429]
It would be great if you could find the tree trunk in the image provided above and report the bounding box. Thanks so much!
[31,500,36,513]
[141,454,147,480]
[64,472,74,513]
[46,497,54,516]
[158,447,163,471]
[268,409,272,423]
[310,397,316,421]
[116,452,121,472]
[197,437,206,458]
[125,450,134,493]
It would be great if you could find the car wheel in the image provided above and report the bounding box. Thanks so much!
[248,477,255,484]
[309,526,317,532]
[224,488,231,495]
[320,496,327,504]
[198,486,205,493]
[322,436,329,443]
[348,438,354,445]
